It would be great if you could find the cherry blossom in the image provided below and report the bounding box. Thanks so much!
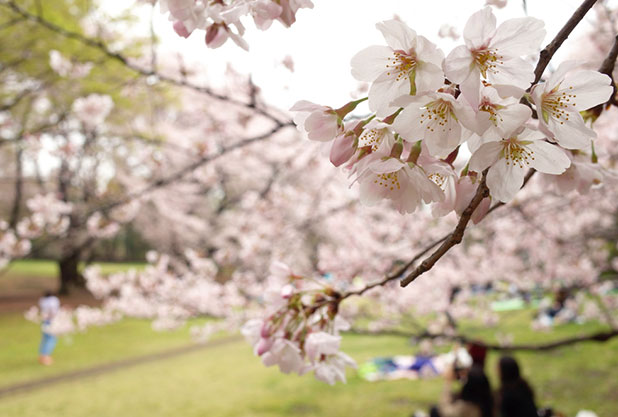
[531,61,613,149]
[392,91,476,158]
[357,157,444,214]
[444,7,545,107]
[71,94,114,129]
[351,19,445,117]
[469,126,571,202]
[158,0,313,49]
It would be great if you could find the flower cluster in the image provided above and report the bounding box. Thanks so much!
[71,94,114,129]
[0,194,73,267]
[241,262,356,385]
[160,0,314,50]
[291,8,613,213]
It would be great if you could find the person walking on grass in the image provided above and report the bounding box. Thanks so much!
[38,291,60,365]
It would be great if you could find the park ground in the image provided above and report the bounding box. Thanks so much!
[0,260,617,417]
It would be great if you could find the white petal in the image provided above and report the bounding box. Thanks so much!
[469,141,503,172]
[369,157,405,174]
[545,60,580,91]
[368,75,411,117]
[561,71,613,110]
[444,45,474,84]
[376,19,417,52]
[463,7,496,50]
[498,104,532,138]
[489,57,535,90]
[391,98,427,141]
[491,17,545,56]
[527,141,571,175]
[547,114,595,149]
[416,35,445,67]
[416,62,445,93]
[350,45,393,82]
[487,158,525,202]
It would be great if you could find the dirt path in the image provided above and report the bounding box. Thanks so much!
[0,335,243,399]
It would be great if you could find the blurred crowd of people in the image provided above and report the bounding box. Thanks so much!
[416,344,595,417]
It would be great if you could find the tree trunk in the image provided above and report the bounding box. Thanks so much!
[58,251,83,295]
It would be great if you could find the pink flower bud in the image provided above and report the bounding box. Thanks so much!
[260,322,271,338]
[472,196,491,224]
[173,21,191,38]
[205,24,228,49]
[281,284,294,299]
[329,133,356,167]
[256,337,273,356]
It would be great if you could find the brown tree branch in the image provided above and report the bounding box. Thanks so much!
[349,328,618,352]
[400,172,490,287]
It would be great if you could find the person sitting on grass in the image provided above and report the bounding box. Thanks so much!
[430,364,494,417]
[38,291,60,366]
[495,356,537,417]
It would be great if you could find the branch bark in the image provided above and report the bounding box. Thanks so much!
[349,328,618,352]
[400,172,490,287]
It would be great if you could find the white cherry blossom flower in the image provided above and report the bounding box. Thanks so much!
[351,19,445,117]
[531,61,613,149]
[358,157,444,214]
[444,7,545,107]
[305,332,341,362]
[313,352,356,385]
[72,94,114,129]
[392,92,476,158]
[473,85,532,141]
[261,339,304,374]
[469,127,570,202]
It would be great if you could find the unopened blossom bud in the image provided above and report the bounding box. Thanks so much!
[173,21,191,38]
[281,284,294,299]
[205,24,227,49]
[260,321,271,338]
[256,337,273,356]
[330,132,357,167]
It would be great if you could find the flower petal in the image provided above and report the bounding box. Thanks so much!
[350,45,393,82]
[469,141,503,172]
[527,141,571,175]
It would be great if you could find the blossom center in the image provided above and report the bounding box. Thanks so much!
[373,171,401,191]
[359,128,385,152]
[473,49,504,79]
[385,50,417,82]
[419,100,455,132]
[504,139,535,168]
[542,86,577,124]
[428,172,447,189]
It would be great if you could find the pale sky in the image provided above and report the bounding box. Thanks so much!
[134,0,610,112]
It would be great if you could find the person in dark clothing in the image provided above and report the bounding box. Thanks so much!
[495,356,537,417]
[430,364,494,417]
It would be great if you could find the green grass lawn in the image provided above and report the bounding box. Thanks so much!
[0,313,198,388]
[0,309,616,417]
